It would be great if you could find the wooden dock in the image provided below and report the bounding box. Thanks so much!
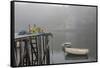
[14,33,53,66]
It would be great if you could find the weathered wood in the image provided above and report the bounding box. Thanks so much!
[14,33,52,66]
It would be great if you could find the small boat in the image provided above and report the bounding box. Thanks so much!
[64,48,89,55]
[62,42,89,55]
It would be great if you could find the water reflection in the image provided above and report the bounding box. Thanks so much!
[65,54,88,60]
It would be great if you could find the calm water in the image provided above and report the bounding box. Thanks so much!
[49,31,97,64]
[14,2,97,64]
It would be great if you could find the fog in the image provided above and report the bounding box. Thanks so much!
[15,2,97,64]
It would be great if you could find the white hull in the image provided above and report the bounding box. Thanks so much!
[64,48,89,55]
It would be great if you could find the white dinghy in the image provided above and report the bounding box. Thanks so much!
[62,42,89,55]
[64,48,89,55]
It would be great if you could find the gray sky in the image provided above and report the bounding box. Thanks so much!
[15,2,97,63]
